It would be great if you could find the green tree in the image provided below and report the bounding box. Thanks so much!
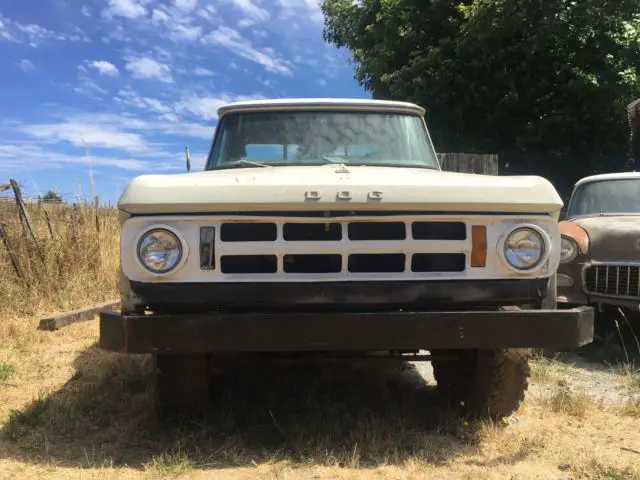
[42,190,63,203]
[322,0,640,195]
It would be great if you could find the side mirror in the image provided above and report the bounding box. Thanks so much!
[185,145,191,172]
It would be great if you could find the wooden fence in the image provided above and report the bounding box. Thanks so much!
[0,179,116,281]
[437,153,499,175]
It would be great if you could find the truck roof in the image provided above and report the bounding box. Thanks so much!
[574,171,640,188]
[217,97,426,118]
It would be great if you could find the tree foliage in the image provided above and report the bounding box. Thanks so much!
[322,0,640,195]
[42,190,63,203]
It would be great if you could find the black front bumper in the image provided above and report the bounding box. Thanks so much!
[99,306,595,354]
[129,278,553,313]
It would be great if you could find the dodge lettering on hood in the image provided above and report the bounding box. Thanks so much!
[99,98,594,420]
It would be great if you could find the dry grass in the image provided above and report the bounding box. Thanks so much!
[1,197,640,479]
[1,321,640,480]
[0,201,119,344]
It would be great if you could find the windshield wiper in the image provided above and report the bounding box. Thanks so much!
[321,155,347,163]
[220,159,271,169]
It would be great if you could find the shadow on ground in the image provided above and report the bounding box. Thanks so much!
[540,309,640,370]
[0,345,483,470]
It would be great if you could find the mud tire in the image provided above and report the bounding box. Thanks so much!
[432,348,532,420]
[153,353,212,417]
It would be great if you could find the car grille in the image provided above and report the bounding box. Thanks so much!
[584,264,640,298]
[199,217,468,276]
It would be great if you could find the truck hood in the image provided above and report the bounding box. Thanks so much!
[570,215,640,262]
[118,164,564,215]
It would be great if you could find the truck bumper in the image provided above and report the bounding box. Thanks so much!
[99,306,595,354]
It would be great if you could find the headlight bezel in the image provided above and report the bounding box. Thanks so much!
[498,224,551,273]
[560,235,578,264]
[135,225,188,275]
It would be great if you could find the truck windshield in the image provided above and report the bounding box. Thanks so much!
[566,178,640,217]
[205,110,439,170]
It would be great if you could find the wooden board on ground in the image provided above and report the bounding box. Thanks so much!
[38,299,120,331]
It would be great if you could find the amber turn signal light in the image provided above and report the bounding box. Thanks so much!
[471,225,487,267]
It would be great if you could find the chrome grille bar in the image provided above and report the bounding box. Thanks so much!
[584,264,640,298]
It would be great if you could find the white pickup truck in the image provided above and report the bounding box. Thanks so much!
[99,98,594,419]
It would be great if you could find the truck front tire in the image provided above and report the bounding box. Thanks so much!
[432,348,532,420]
[153,353,212,417]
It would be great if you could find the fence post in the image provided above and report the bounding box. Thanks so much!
[71,203,78,243]
[9,179,38,242]
[0,223,24,280]
[43,210,55,238]
[94,196,100,233]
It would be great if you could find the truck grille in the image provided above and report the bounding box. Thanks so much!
[584,264,640,298]
[199,218,468,276]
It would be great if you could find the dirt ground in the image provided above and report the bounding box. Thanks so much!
[0,319,639,480]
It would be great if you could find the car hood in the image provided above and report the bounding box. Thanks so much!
[118,164,564,215]
[571,215,640,262]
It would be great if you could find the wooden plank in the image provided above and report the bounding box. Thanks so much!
[438,153,499,175]
[38,299,120,331]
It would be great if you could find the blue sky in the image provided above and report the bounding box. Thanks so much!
[0,0,368,204]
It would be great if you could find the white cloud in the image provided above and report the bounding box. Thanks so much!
[104,0,148,19]
[115,90,172,114]
[81,5,92,16]
[194,67,214,76]
[74,76,108,97]
[151,8,170,23]
[16,59,34,71]
[229,0,270,22]
[88,60,119,76]
[169,23,202,41]
[197,5,217,20]
[202,26,292,75]
[277,0,324,23]
[0,17,88,46]
[174,0,197,12]
[125,57,172,82]
[21,122,149,152]
[0,144,150,172]
[176,93,265,120]
[0,18,13,41]
[161,113,180,122]
[149,7,201,41]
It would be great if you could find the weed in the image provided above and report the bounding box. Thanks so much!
[573,459,638,479]
[0,362,15,381]
[144,443,193,479]
[619,398,640,418]
[543,386,593,418]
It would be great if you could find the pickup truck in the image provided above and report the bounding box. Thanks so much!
[99,97,594,419]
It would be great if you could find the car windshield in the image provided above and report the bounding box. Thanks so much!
[205,110,439,169]
[566,178,640,217]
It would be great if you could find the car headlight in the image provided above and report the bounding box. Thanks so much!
[503,227,545,270]
[137,228,183,273]
[560,235,578,263]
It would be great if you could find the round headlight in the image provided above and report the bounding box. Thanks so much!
[560,236,578,263]
[137,229,183,274]
[503,227,545,270]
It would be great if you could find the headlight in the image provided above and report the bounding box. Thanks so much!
[503,227,545,270]
[137,228,183,274]
[560,236,578,263]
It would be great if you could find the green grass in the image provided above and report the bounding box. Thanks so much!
[0,362,15,382]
